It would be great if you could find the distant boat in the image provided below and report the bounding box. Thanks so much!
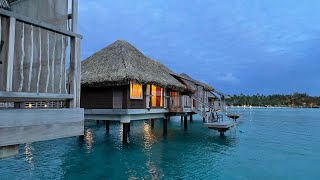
[226,113,240,120]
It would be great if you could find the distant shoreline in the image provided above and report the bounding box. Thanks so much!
[228,106,319,109]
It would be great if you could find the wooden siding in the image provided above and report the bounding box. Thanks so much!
[81,86,114,109]
[81,85,178,110]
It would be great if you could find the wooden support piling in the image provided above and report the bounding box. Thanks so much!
[150,119,154,129]
[190,114,193,122]
[184,116,188,130]
[163,118,168,135]
[105,121,110,132]
[122,123,129,143]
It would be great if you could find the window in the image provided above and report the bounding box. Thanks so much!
[170,91,180,108]
[151,85,163,107]
[130,82,143,99]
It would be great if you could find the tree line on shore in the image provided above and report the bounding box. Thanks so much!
[225,93,320,107]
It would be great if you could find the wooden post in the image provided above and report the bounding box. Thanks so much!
[5,17,16,92]
[72,0,78,32]
[122,123,129,143]
[163,118,168,135]
[190,114,193,122]
[203,117,205,123]
[127,122,130,132]
[219,130,225,136]
[184,116,188,130]
[69,0,80,108]
[105,121,110,132]
[150,119,154,129]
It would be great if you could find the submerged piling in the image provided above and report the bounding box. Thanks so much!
[122,123,130,143]
[105,121,110,133]
[163,118,168,135]
[151,119,154,129]
[184,116,188,130]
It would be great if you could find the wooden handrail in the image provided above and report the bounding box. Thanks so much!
[0,8,83,38]
[191,96,215,110]
[0,91,73,102]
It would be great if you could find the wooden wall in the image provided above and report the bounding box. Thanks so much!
[81,86,114,109]
[81,85,146,109]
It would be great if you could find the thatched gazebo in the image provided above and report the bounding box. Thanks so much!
[81,40,187,109]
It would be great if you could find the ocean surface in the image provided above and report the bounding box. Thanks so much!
[1,108,319,180]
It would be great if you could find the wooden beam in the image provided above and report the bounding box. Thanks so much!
[0,9,82,39]
[69,37,80,108]
[69,0,80,108]
[72,0,78,33]
[0,91,73,101]
[5,17,15,92]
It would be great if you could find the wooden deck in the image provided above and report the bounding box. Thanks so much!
[203,120,238,135]
[84,108,168,123]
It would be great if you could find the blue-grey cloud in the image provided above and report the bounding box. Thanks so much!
[78,0,320,95]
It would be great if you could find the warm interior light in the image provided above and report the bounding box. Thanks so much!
[28,103,32,108]
[151,85,163,107]
[130,82,143,99]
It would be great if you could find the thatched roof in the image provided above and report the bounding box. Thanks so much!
[170,73,214,91]
[81,40,186,92]
[0,0,21,9]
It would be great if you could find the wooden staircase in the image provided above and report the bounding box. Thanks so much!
[190,96,221,123]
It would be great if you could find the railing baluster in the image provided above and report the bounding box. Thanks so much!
[18,23,24,92]
[45,31,50,93]
[27,25,34,92]
[5,17,15,92]
[36,27,41,93]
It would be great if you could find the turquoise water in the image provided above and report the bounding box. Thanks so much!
[1,108,320,179]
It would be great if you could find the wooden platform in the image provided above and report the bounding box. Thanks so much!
[0,108,84,147]
[203,120,238,135]
[84,109,167,123]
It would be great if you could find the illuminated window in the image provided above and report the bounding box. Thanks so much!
[170,91,179,97]
[130,82,143,99]
[151,85,163,107]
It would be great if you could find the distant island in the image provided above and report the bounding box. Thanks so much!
[226,93,320,108]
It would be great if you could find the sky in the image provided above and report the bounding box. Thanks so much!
[77,0,320,96]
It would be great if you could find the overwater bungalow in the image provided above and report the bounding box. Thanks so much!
[81,40,194,139]
[81,40,235,138]
[0,0,83,158]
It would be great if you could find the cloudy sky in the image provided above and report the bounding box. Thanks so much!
[78,0,320,95]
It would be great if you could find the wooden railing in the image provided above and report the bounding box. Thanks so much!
[0,1,81,108]
[191,95,224,122]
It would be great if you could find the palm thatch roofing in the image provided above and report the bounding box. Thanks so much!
[81,40,186,92]
[170,73,214,91]
[0,0,21,9]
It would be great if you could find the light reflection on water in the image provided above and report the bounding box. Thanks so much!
[24,143,34,169]
[85,129,94,152]
[142,121,160,180]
